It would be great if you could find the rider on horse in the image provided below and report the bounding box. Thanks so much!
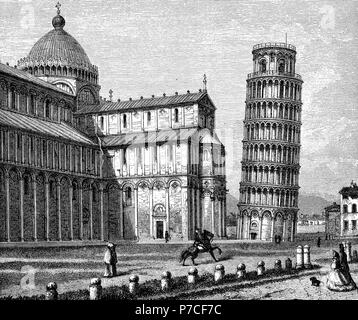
[194,227,214,251]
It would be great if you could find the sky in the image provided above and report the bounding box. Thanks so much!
[0,0,357,200]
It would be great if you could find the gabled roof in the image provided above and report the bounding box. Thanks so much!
[76,91,213,115]
[0,63,74,96]
[0,109,96,145]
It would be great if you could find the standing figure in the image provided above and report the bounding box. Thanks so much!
[103,242,118,277]
[326,250,356,291]
[165,230,170,243]
[317,237,321,248]
[339,243,353,283]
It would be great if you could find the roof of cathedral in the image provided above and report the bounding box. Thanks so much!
[76,91,211,114]
[102,127,224,147]
[0,63,74,96]
[0,108,96,145]
[17,9,97,74]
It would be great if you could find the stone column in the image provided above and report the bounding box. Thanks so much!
[5,172,10,242]
[45,181,50,241]
[259,215,263,240]
[196,188,201,229]
[218,198,222,238]
[134,187,138,239]
[270,215,275,242]
[99,186,104,241]
[69,184,73,240]
[56,181,61,241]
[89,185,93,240]
[181,186,189,241]
[149,187,153,238]
[211,194,215,234]
[19,177,24,241]
[33,179,37,241]
[283,218,287,242]
[165,186,170,234]
[291,217,295,242]
[119,187,124,239]
[79,186,83,240]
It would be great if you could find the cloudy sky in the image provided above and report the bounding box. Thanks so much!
[0,0,357,200]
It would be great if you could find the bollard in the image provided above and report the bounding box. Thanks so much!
[236,263,246,279]
[274,259,282,272]
[303,245,312,269]
[214,264,225,283]
[89,278,102,300]
[129,275,139,295]
[188,267,198,285]
[346,242,352,263]
[45,282,58,300]
[353,250,358,263]
[296,245,304,269]
[285,258,292,271]
[161,271,172,292]
[257,261,265,276]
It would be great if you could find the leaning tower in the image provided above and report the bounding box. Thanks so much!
[237,42,303,242]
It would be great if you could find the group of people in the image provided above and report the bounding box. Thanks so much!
[326,243,356,292]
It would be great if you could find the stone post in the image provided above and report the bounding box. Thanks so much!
[214,264,225,283]
[161,271,172,292]
[303,245,312,269]
[89,278,102,300]
[346,242,352,263]
[45,282,58,300]
[188,267,198,284]
[352,250,358,263]
[274,259,282,272]
[295,245,304,269]
[257,261,265,276]
[236,263,246,279]
[129,275,139,295]
[285,258,292,271]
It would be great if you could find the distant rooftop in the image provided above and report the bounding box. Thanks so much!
[340,181,358,197]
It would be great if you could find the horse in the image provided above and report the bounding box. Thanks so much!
[179,242,222,266]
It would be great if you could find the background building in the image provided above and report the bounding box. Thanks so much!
[237,42,303,241]
[340,181,358,238]
[324,202,340,239]
[0,7,227,243]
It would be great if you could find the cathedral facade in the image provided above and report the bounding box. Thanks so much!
[237,42,303,241]
[0,7,227,243]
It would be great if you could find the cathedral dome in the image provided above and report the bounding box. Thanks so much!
[18,9,98,78]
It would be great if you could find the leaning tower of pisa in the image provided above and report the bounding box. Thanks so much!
[237,42,303,242]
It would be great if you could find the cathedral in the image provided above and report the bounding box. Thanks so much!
[0,5,227,243]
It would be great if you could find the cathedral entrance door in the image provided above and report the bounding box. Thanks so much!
[156,221,164,239]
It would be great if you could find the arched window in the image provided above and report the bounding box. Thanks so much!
[174,108,179,123]
[100,116,104,130]
[147,111,151,126]
[123,114,127,128]
[353,204,357,213]
[72,183,77,200]
[278,60,285,74]
[125,187,132,206]
[259,59,267,72]
[30,94,36,114]
[343,205,348,213]
[92,187,97,203]
[24,176,30,195]
[45,100,51,118]
[203,149,209,161]
[10,87,16,109]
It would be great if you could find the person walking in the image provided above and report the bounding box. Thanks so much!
[165,230,170,243]
[317,237,321,248]
[103,242,118,277]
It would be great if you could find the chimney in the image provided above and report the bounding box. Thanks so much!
[175,92,178,95]
[199,89,202,92]
[187,90,190,94]
[163,93,166,97]
[140,96,143,99]
[6,62,9,66]
[129,97,132,101]
[117,98,121,102]
[14,65,17,69]
[152,95,155,98]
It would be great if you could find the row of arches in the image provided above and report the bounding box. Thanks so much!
[247,79,302,101]
[245,101,301,122]
[21,63,98,85]
[241,165,299,186]
[239,187,298,208]
[244,122,301,144]
[0,78,73,123]
[243,143,300,165]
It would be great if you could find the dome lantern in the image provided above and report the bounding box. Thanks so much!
[52,1,65,30]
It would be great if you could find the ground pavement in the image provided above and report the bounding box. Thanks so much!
[0,239,357,299]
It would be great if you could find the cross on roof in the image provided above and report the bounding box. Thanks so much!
[55,1,61,15]
[203,74,207,91]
